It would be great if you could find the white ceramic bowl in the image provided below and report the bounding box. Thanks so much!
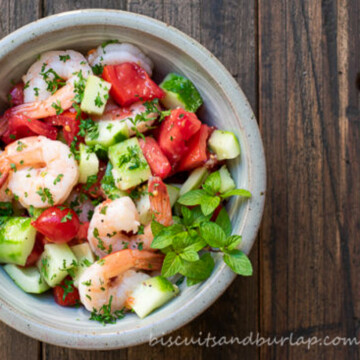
[0,10,266,349]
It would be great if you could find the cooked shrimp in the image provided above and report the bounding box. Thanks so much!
[88,197,140,257]
[93,99,160,136]
[88,178,172,257]
[78,249,163,312]
[23,50,92,103]
[0,136,79,208]
[12,51,92,119]
[87,43,153,76]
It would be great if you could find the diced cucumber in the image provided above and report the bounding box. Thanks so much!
[136,190,152,225]
[166,184,180,207]
[79,143,99,184]
[179,167,209,196]
[219,165,236,193]
[208,130,241,160]
[71,243,95,288]
[80,75,111,115]
[37,243,77,287]
[85,120,129,149]
[128,276,179,318]
[160,73,203,112]
[108,138,151,191]
[0,217,36,266]
[4,264,50,294]
[101,162,127,199]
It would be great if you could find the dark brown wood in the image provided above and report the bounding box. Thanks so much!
[0,0,42,359]
[259,0,360,358]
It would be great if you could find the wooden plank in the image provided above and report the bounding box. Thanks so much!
[259,0,360,358]
[0,1,42,359]
[43,0,127,15]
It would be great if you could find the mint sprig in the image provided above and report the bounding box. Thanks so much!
[177,170,252,216]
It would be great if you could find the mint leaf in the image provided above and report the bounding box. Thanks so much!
[181,206,192,226]
[200,222,226,247]
[180,250,199,262]
[177,189,206,206]
[223,250,252,276]
[183,238,207,252]
[215,208,232,236]
[151,224,184,249]
[172,231,192,251]
[181,252,214,280]
[202,171,221,195]
[190,206,212,227]
[161,251,182,277]
[200,195,220,216]
[221,189,252,199]
[151,220,165,237]
[223,235,242,251]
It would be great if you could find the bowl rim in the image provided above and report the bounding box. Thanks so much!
[0,9,266,350]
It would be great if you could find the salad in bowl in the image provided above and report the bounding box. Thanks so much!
[0,41,252,324]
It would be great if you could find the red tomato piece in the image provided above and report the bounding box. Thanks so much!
[32,206,80,243]
[8,83,24,107]
[157,108,202,165]
[53,276,80,307]
[139,137,172,179]
[102,63,164,107]
[177,124,211,172]
[44,108,81,145]
[24,233,45,267]
[1,110,58,144]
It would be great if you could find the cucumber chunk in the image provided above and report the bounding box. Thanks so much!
[37,243,77,287]
[4,264,50,294]
[85,120,129,149]
[128,276,179,318]
[79,143,99,184]
[166,184,180,207]
[0,217,36,266]
[160,73,203,112]
[208,130,241,160]
[71,243,95,288]
[101,162,128,199]
[80,75,111,115]
[108,138,151,191]
[179,167,209,196]
[219,165,236,193]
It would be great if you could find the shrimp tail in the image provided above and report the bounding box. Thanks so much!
[132,250,164,271]
[148,177,173,226]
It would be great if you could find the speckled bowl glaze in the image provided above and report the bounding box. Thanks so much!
[0,9,266,349]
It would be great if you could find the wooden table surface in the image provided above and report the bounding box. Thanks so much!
[0,0,359,359]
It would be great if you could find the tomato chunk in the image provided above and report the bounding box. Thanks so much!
[157,108,202,165]
[139,137,172,179]
[53,276,80,307]
[177,124,211,172]
[8,83,24,107]
[32,206,80,243]
[44,108,81,145]
[102,63,164,107]
[1,110,58,144]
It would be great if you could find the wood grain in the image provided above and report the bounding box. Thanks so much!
[259,0,360,358]
[0,0,42,359]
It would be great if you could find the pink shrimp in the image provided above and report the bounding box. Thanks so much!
[78,249,163,312]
